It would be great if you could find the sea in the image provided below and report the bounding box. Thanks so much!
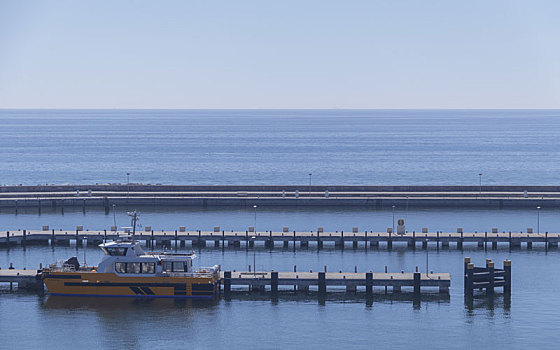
[1,109,560,349]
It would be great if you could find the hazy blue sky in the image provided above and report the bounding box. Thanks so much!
[0,1,559,109]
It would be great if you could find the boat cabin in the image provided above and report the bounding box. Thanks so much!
[97,239,196,276]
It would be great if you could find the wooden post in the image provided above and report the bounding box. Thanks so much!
[413,272,421,296]
[23,229,26,246]
[388,230,392,250]
[366,272,373,296]
[269,230,273,251]
[293,230,296,252]
[224,271,231,295]
[458,231,463,250]
[318,272,326,294]
[51,229,55,246]
[75,228,79,246]
[151,230,154,248]
[222,230,225,252]
[464,257,470,290]
[410,231,416,249]
[436,231,439,248]
[504,260,512,294]
[271,271,278,294]
[340,230,344,250]
[465,263,474,297]
[364,231,368,251]
[316,231,321,250]
[175,230,178,248]
[104,229,107,243]
[487,261,495,296]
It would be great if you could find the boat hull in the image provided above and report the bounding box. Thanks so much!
[42,271,220,298]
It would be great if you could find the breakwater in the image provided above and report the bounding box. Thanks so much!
[1,184,559,209]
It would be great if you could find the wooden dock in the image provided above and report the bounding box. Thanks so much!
[0,268,44,292]
[0,228,558,250]
[0,268,450,296]
[222,270,450,295]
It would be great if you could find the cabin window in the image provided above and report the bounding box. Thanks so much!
[106,247,128,256]
[128,262,141,274]
[141,262,155,274]
[173,261,186,272]
[162,261,172,272]
[115,262,127,273]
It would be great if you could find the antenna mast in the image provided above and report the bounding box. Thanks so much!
[127,210,138,243]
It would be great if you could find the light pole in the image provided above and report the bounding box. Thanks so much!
[479,173,482,195]
[112,204,117,228]
[308,173,312,197]
[425,239,429,274]
[126,172,130,201]
[537,206,541,234]
[253,205,257,276]
[392,205,395,234]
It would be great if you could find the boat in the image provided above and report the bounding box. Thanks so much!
[41,211,221,299]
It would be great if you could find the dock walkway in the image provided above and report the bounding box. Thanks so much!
[1,229,557,250]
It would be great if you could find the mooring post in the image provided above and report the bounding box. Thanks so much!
[271,271,278,294]
[413,272,421,296]
[23,229,26,246]
[388,230,392,250]
[410,231,416,249]
[175,230,178,248]
[504,260,512,294]
[222,230,225,251]
[436,231,439,248]
[508,231,512,250]
[104,229,107,243]
[384,265,388,294]
[6,231,9,245]
[365,231,368,251]
[51,229,55,246]
[198,230,202,248]
[224,271,232,295]
[317,231,321,250]
[318,271,326,294]
[464,257,470,290]
[75,229,79,245]
[270,230,273,251]
[487,260,495,296]
[340,230,344,250]
[293,230,296,252]
[366,272,373,296]
[151,230,154,248]
[458,231,464,250]
[465,263,474,297]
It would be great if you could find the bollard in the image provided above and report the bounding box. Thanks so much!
[354,265,357,273]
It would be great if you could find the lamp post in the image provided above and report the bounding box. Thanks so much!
[392,205,395,234]
[112,204,117,228]
[537,206,541,234]
[253,205,257,276]
[126,172,130,202]
[425,239,429,275]
[308,173,312,197]
[479,173,482,195]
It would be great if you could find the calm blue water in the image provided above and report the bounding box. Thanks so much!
[1,109,560,186]
[2,110,560,350]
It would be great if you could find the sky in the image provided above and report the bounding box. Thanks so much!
[0,0,559,109]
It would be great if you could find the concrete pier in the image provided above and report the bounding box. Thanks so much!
[1,228,558,251]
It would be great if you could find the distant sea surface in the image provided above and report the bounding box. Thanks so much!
[1,109,559,186]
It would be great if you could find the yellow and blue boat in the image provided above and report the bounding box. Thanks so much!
[42,239,220,299]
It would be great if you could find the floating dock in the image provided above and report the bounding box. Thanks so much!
[1,184,559,208]
[0,228,557,250]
